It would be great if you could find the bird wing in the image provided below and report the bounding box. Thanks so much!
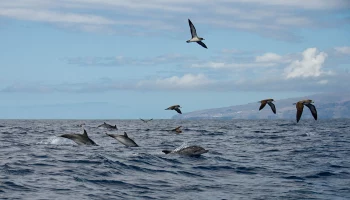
[140,118,146,122]
[196,41,208,49]
[267,102,276,114]
[188,19,197,37]
[305,104,317,120]
[174,107,182,114]
[259,101,267,111]
[296,102,304,123]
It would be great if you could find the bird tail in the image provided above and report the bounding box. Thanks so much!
[186,40,191,43]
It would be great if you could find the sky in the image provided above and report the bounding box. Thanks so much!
[0,0,350,119]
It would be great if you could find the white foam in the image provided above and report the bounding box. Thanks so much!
[173,142,190,152]
[37,136,76,145]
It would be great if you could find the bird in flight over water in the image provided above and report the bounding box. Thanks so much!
[165,105,182,114]
[258,99,276,114]
[294,99,317,123]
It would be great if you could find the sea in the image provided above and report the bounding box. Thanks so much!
[0,119,349,200]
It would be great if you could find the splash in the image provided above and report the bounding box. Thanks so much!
[172,142,190,153]
[36,136,75,145]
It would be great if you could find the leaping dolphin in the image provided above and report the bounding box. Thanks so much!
[98,122,118,130]
[162,146,208,156]
[105,132,139,147]
[60,129,98,146]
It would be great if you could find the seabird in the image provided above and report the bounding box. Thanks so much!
[293,99,317,123]
[171,126,182,134]
[140,118,153,123]
[186,19,207,49]
[165,105,182,114]
[259,99,276,114]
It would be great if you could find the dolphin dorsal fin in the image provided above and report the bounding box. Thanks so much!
[124,132,128,137]
[83,129,88,137]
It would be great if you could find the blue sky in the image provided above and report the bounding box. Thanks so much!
[0,0,349,119]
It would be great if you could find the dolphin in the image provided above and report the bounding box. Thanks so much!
[98,122,118,130]
[162,146,208,156]
[105,132,139,147]
[60,129,98,146]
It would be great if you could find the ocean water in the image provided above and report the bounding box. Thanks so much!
[0,119,350,200]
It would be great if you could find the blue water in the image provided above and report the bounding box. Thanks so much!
[1,119,350,200]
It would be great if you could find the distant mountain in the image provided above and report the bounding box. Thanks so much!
[173,93,350,120]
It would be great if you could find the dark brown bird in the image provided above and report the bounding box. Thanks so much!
[258,99,276,114]
[140,118,153,123]
[293,99,317,123]
[165,105,182,114]
[171,126,182,134]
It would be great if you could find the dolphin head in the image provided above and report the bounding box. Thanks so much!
[162,150,172,154]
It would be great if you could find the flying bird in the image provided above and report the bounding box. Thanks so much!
[140,118,153,123]
[259,99,276,114]
[186,19,207,49]
[293,99,317,123]
[165,105,182,114]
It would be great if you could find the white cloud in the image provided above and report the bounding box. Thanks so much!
[318,80,328,84]
[255,53,282,62]
[0,0,348,40]
[0,8,115,25]
[136,74,213,90]
[334,46,350,55]
[66,54,198,66]
[284,48,329,79]
[191,62,276,69]
[227,0,350,10]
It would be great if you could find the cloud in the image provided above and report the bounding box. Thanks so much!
[334,46,350,55]
[65,54,199,67]
[191,62,276,69]
[284,48,330,79]
[0,0,349,40]
[255,53,282,62]
[2,70,350,94]
[227,0,350,10]
[2,46,348,93]
[0,8,115,25]
[136,74,214,90]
